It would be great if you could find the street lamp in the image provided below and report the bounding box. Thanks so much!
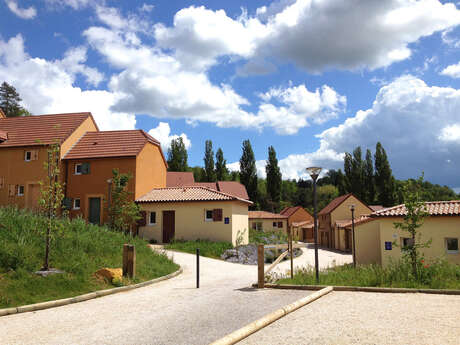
[306,166,322,282]
[107,178,113,227]
[349,204,356,268]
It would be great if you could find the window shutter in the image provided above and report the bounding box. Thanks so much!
[62,197,72,210]
[213,209,223,222]
[137,211,147,226]
[8,185,14,196]
[278,221,283,228]
[32,150,39,161]
[82,162,91,175]
[0,177,4,189]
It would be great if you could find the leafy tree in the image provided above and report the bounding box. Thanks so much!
[215,147,229,181]
[108,169,140,233]
[317,184,339,211]
[38,143,66,271]
[0,81,29,117]
[350,146,364,199]
[265,146,282,206]
[190,166,205,182]
[343,152,353,193]
[374,142,396,206]
[336,169,347,195]
[363,149,376,204]
[167,137,188,172]
[203,140,216,182]
[239,139,258,206]
[230,170,240,182]
[393,176,431,278]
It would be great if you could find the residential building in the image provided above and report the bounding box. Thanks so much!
[318,193,373,250]
[280,206,314,241]
[248,211,288,232]
[0,112,98,210]
[137,186,251,245]
[354,201,460,266]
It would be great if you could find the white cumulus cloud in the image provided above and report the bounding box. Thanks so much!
[148,122,191,152]
[5,0,36,19]
[440,61,460,78]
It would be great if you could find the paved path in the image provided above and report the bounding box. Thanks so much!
[0,249,311,345]
[240,291,460,345]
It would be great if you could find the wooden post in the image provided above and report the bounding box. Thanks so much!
[289,226,294,280]
[123,244,136,279]
[257,244,264,288]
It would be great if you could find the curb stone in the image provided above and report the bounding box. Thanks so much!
[209,286,333,345]
[0,267,182,317]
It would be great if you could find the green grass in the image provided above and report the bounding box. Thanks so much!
[0,207,179,308]
[277,259,460,289]
[164,239,233,259]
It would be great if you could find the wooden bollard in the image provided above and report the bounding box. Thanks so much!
[257,244,264,288]
[123,244,136,279]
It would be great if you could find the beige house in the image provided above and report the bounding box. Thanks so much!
[137,186,251,245]
[280,206,314,242]
[354,201,460,266]
[248,211,288,233]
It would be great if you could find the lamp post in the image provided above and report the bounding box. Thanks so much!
[107,178,113,228]
[306,166,322,283]
[349,204,356,268]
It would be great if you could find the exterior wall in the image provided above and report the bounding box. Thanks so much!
[60,117,98,158]
[138,201,249,246]
[379,217,460,267]
[330,195,372,224]
[249,218,288,233]
[135,143,167,199]
[354,220,381,265]
[287,208,313,226]
[66,157,136,224]
[0,146,48,209]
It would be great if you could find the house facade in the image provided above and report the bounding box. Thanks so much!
[280,206,313,242]
[354,201,460,266]
[137,186,251,245]
[248,211,288,233]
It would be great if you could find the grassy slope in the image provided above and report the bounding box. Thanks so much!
[278,261,460,289]
[165,240,233,259]
[0,207,179,308]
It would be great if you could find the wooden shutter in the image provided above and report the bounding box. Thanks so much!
[0,177,4,189]
[32,150,39,161]
[278,221,283,228]
[137,211,147,226]
[212,208,223,222]
[82,162,91,175]
[8,184,15,196]
[62,197,72,210]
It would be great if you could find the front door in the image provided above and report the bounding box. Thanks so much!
[345,229,351,251]
[88,197,101,225]
[162,211,175,243]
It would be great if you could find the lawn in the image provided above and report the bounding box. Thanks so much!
[0,207,179,308]
[164,239,233,259]
[277,259,460,289]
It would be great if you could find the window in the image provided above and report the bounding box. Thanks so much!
[17,185,24,196]
[278,221,283,228]
[205,210,213,221]
[0,177,4,189]
[73,198,81,210]
[446,238,459,254]
[75,163,83,175]
[401,237,414,248]
[149,211,156,225]
[273,222,277,227]
[25,151,32,161]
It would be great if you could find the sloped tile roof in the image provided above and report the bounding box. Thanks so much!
[318,193,353,215]
[338,216,375,228]
[371,200,460,217]
[166,172,195,187]
[194,182,218,189]
[136,186,253,204]
[248,211,288,219]
[63,130,162,160]
[0,112,95,148]
[217,181,249,200]
[369,205,384,211]
[280,206,302,217]
[292,220,313,228]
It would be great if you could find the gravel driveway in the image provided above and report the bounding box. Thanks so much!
[0,248,311,345]
[240,291,460,345]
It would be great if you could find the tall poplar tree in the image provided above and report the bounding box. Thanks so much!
[215,148,229,181]
[265,146,282,205]
[239,140,258,205]
[351,146,364,200]
[203,140,216,182]
[375,142,396,206]
[343,152,353,193]
[363,149,376,204]
[167,137,188,171]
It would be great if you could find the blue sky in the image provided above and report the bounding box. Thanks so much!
[1,0,460,190]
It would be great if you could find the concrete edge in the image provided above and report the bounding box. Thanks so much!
[0,267,183,317]
[209,286,333,345]
[261,283,460,295]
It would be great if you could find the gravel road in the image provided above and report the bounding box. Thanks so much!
[0,248,312,345]
[240,291,460,345]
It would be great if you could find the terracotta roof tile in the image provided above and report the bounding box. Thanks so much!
[280,206,302,217]
[166,172,195,187]
[194,182,218,189]
[63,130,162,160]
[136,186,252,204]
[292,220,313,228]
[371,200,460,217]
[0,112,94,148]
[318,193,373,215]
[369,205,384,211]
[217,181,249,200]
[248,211,288,219]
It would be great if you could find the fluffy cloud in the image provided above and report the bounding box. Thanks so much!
[0,35,134,130]
[148,122,191,152]
[45,0,92,10]
[5,0,36,19]
[154,1,460,73]
[440,61,460,78]
[252,75,460,188]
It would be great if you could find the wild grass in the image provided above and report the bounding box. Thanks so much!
[165,239,233,259]
[0,207,178,308]
[277,259,460,289]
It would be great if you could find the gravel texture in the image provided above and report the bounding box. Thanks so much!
[0,248,312,345]
[240,291,460,345]
[221,244,302,265]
